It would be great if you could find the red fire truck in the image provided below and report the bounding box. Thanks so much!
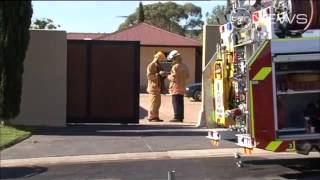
[205,0,320,159]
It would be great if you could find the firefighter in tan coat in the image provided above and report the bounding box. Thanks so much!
[167,50,189,122]
[146,51,167,122]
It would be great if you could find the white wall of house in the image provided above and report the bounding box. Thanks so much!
[12,30,67,127]
[140,46,196,91]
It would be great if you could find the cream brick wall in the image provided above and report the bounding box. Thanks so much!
[12,30,67,127]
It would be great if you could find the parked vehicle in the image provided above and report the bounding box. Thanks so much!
[186,83,202,101]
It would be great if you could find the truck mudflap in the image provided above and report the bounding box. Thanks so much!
[255,140,295,152]
[235,135,301,154]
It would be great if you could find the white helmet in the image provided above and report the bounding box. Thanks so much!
[167,50,180,61]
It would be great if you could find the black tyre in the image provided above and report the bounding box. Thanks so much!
[193,90,201,101]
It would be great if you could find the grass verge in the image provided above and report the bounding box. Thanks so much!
[0,124,32,151]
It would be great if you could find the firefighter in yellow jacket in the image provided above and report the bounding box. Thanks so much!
[146,51,167,122]
[167,50,189,122]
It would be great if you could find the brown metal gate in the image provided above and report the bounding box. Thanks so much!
[67,40,140,124]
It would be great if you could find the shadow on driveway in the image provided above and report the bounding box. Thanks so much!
[32,105,202,137]
[139,106,148,119]
[31,124,207,137]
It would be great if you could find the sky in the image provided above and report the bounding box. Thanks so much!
[32,0,227,33]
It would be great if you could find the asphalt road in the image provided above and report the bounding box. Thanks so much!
[1,156,319,180]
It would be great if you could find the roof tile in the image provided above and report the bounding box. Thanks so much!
[67,33,108,40]
[67,23,201,47]
[97,23,201,47]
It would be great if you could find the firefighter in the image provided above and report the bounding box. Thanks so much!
[146,51,167,122]
[167,50,189,122]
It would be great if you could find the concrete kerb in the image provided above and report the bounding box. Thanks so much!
[0,148,301,167]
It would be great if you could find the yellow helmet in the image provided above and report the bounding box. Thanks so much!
[153,51,166,61]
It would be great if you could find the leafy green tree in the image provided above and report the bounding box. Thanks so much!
[138,2,144,23]
[206,5,227,25]
[118,2,203,37]
[31,18,60,29]
[0,1,33,123]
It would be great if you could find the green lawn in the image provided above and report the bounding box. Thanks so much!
[0,124,32,150]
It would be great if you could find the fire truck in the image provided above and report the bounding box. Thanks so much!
[205,0,320,159]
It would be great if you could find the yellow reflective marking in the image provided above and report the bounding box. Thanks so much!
[211,81,215,122]
[249,81,255,138]
[248,40,269,67]
[253,67,271,81]
[266,141,282,152]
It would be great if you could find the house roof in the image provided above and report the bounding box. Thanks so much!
[96,23,201,47]
[67,33,108,40]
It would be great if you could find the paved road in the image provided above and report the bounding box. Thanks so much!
[1,155,319,180]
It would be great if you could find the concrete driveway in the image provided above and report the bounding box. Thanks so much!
[139,94,201,125]
[1,94,205,161]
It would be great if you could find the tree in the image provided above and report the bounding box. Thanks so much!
[0,1,33,123]
[118,2,203,37]
[31,18,60,29]
[206,5,227,25]
[138,2,144,23]
[183,3,203,37]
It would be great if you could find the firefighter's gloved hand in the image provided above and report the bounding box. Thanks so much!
[159,71,167,77]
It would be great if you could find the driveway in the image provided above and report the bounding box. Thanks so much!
[139,94,201,124]
[0,94,205,160]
